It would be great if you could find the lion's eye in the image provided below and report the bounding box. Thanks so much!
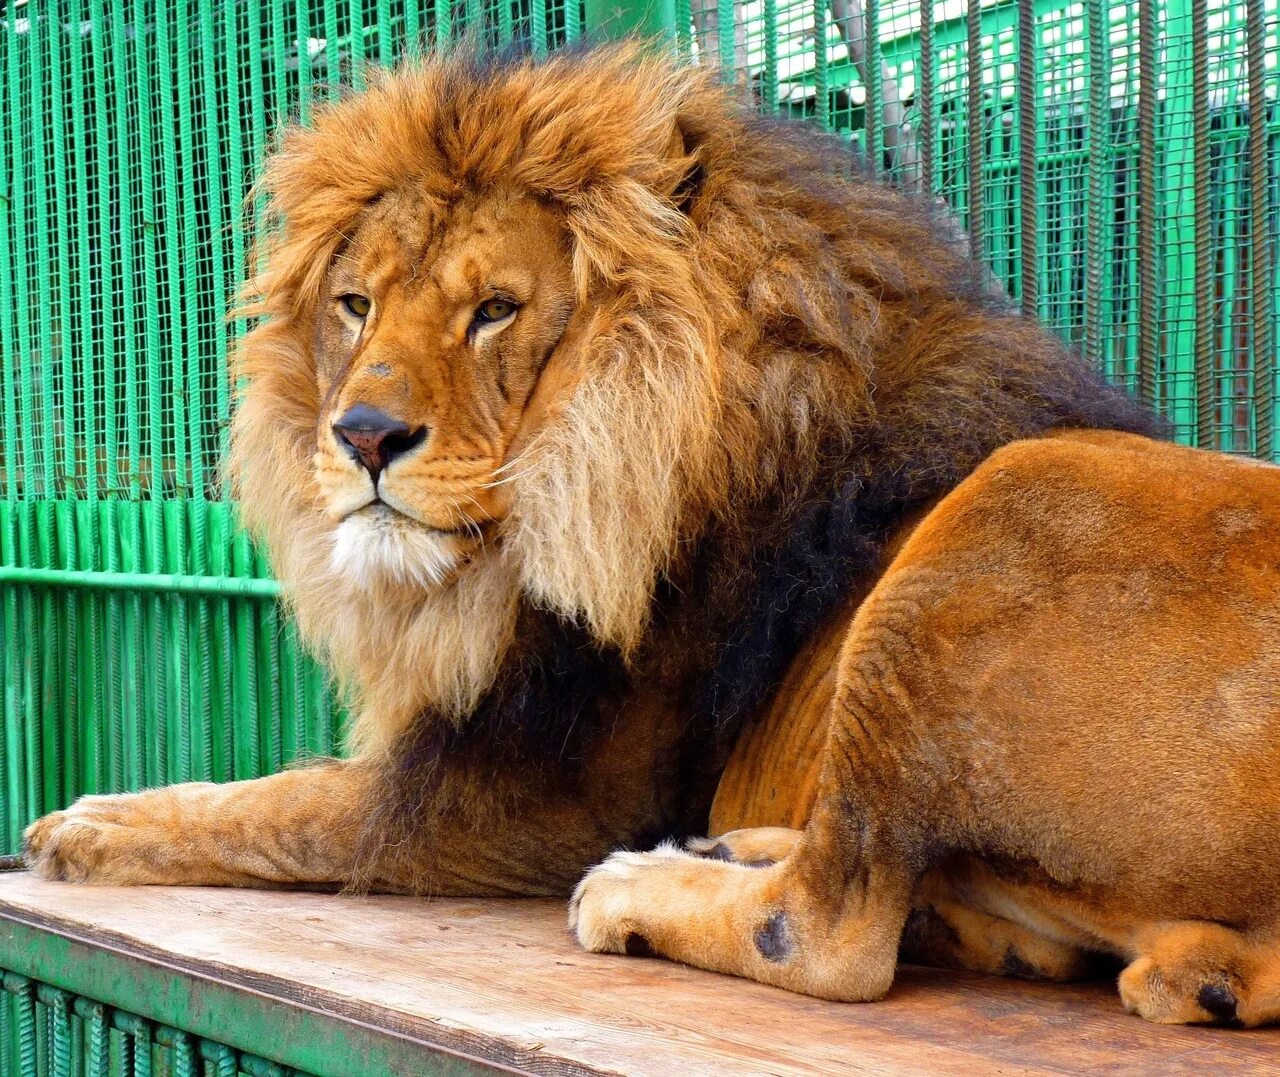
[474,298,518,325]
[340,294,371,319]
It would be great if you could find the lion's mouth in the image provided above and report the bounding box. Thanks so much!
[362,498,483,539]
[330,501,492,590]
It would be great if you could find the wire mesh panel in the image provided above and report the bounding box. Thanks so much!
[0,0,1277,858]
[687,0,1279,451]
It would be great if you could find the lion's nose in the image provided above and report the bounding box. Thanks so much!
[332,405,427,485]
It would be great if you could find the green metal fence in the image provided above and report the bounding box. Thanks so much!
[0,0,1277,851]
[2,972,316,1077]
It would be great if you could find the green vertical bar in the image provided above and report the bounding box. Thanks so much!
[1245,0,1275,458]
[349,0,367,87]
[404,0,422,55]
[435,0,453,44]
[82,5,113,503]
[1161,0,1198,439]
[15,979,35,1077]
[0,85,16,808]
[66,0,100,806]
[717,0,734,77]
[138,0,166,788]
[759,0,777,112]
[49,989,69,1077]
[177,2,214,781]
[8,0,37,527]
[24,6,56,814]
[865,0,881,168]
[0,9,18,519]
[1016,0,1037,318]
[813,0,828,130]
[296,0,312,121]
[154,3,183,784]
[323,0,341,89]
[47,0,76,502]
[965,0,984,263]
[1083,0,1108,370]
[531,0,548,56]
[108,3,138,502]
[199,4,230,465]
[247,0,269,253]
[272,0,290,121]
[918,0,934,194]
[1191,0,1214,446]
[674,0,692,59]
[231,533,260,780]
[86,1001,108,1077]
[30,0,55,514]
[377,0,395,62]
[1136,0,1157,406]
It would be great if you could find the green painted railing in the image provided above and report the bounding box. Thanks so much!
[2,972,316,1077]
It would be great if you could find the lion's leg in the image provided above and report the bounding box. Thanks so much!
[22,757,637,895]
[684,831,1095,981]
[22,761,375,888]
[1117,922,1280,1027]
[900,898,1096,982]
[572,812,918,1001]
[573,725,927,1002]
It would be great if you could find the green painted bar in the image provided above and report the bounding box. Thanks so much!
[0,567,281,601]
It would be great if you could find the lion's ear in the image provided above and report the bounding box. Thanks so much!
[662,119,706,217]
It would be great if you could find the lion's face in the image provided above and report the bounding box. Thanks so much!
[232,47,738,727]
[313,188,576,589]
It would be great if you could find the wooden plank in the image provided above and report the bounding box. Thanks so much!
[1,872,1278,1075]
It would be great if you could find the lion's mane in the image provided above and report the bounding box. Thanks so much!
[229,44,1156,847]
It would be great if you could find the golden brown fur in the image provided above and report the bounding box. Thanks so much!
[26,44,1268,1024]
[573,433,1280,1025]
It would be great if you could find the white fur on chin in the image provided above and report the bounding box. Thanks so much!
[331,506,465,590]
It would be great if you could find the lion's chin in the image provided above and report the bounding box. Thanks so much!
[330,506,470,591]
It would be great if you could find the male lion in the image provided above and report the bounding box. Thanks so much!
[23,45,1279,1025]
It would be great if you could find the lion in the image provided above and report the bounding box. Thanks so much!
[21,44,1280,1025]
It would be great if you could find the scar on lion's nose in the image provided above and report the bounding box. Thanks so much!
[332,404,427,484]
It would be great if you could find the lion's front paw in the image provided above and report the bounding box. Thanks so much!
[568,849,666,955]
[23,792,174,884]
[569,844,699,956]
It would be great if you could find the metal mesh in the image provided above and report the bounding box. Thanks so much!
[0,0,1277,855]
[690,0,1279,449]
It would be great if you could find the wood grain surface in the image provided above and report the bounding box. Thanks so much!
[1,872,1278,1075]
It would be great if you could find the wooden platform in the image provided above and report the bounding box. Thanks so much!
[1,872,1278,1075]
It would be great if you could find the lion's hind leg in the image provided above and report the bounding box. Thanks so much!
[1119,921,1280,1027]
[693,831,1098,982]
[900,866,1103,982]
[900,898,1100,982]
